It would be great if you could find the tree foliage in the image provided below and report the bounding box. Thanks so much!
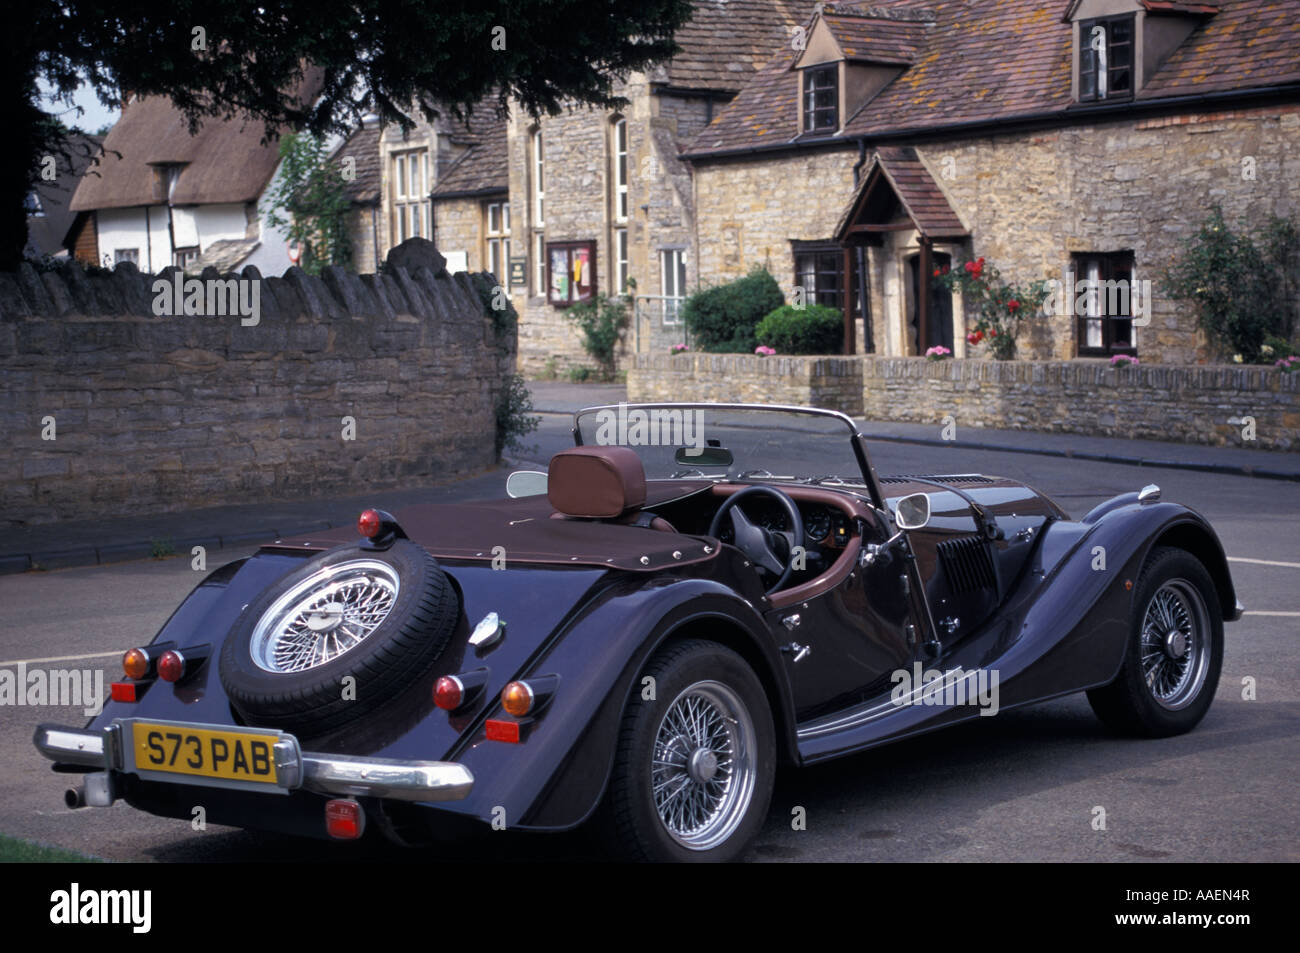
[264,133,352,276]
[8,0,694,268]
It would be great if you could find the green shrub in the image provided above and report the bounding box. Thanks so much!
[564,295,629,380]
[756,304,843,354]
[682,267,784,352]
[567,365,593,382]
[495,374,540,457]
[1163,207,1300,363]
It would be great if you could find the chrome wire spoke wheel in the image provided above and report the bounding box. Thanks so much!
[650,680,756,851]
[249,560,400,673]
[1139,578,1210,710]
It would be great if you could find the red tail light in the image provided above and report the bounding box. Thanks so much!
[157,650,185,683]
[434,676,464,711]
[110,682,138,703]
[325,799,365,840]
[358,509,382,538]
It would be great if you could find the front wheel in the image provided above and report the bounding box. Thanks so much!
[597,639,775,862]
[1087,547,1223,737]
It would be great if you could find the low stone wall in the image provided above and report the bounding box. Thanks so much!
[628,353,864,416]
[628,353,1300,451]
[1,258,516,525]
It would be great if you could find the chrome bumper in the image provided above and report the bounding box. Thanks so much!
[34,722,474,804]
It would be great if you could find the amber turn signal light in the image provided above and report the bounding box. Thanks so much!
[501,681,535,717]
[122,648,150,680]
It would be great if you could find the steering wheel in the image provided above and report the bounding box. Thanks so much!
[707,485,806,596]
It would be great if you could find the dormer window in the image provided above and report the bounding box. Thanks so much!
[803,66,838,133]
[1078,15,1134,101]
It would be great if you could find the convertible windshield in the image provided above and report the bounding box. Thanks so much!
[573,404,866,484]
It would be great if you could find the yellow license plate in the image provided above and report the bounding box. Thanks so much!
[130,722,280,785]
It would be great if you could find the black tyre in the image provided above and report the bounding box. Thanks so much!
[218,540,458,738]
[597,639,775,862]
[1087,546,1223,738]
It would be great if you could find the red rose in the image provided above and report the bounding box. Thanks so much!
[1008,299,1020,311]
[933,268,941,277]
[968,330,984,344]
[942,265,950,274]
[989,327,998,337]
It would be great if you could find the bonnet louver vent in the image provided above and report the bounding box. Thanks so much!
[937,536,997,593]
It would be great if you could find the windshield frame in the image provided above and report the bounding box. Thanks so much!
[571,401,886,511]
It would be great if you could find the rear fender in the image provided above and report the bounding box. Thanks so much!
[446,578,790,831]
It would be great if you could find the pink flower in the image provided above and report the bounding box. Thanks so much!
[755,345,776,356]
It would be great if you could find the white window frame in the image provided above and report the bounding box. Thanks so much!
[532,130,545,228]
[614,227,629,295]
[391,149,430,247]
[485,200,511,283]
[613,118,628,223]
[661,248,687,325]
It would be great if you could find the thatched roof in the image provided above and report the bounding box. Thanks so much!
[70,74,322,212]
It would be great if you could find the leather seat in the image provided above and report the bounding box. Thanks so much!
[548,446,677,533]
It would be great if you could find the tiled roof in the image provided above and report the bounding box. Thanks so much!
[687,0,1300,157]
[432,106,508,198]
[834,146,967,239]
[822,13,928,64]
[1140,1,1300,96]
[661,0,822,92]
[334,123,382,205]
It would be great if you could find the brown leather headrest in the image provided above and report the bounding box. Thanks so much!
[548,446,647,519]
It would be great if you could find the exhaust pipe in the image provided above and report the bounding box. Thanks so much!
[65,786,87,809]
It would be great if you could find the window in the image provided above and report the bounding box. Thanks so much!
[173,246,199,269]
[614,227,629,295]
[794,246,845,310]
[485,201,511,283]
[612,118,628,222]
[661,248,687,324]
[391,149,429,246]
[803,66,838,133]
[113,248,139,265]
[547,240,596,306]
[1074,252,1137,357]
[531,130,545,294]
[532,130,545,227]
[1079,16,1134,102]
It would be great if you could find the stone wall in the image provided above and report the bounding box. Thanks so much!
[627,353,1300,451]
[690,103,1300,365]
[0,258,516,525]
[860,357,1300,450]
[628,353,864,417]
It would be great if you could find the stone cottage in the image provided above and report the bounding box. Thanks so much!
[682,0,1300,364]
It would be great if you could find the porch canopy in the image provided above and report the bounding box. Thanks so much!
[834,147,968,353]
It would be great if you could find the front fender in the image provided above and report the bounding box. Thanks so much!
[445,576,790,831]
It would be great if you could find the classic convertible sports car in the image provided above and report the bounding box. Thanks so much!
[35,403,1241,861]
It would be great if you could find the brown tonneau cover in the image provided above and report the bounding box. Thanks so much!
[266,487,719,572]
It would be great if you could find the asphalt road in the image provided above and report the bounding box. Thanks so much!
[1,412,1296,862]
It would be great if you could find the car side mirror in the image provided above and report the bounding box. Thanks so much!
[894,492,931,530]
[506,470,548,499]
